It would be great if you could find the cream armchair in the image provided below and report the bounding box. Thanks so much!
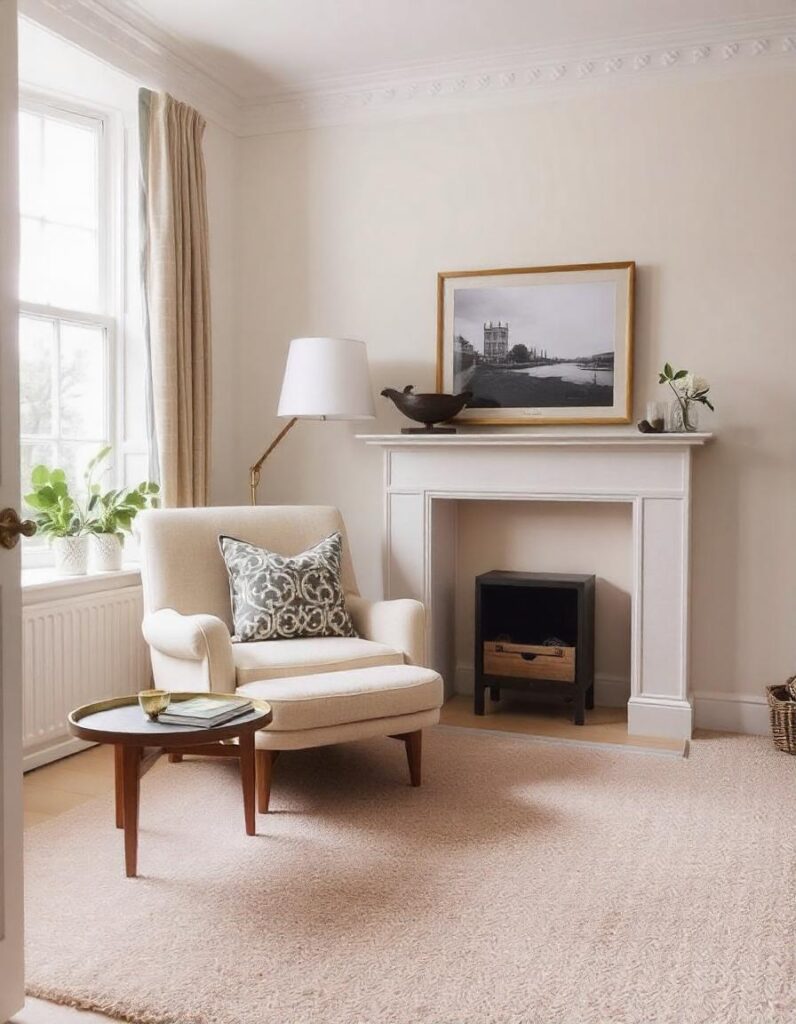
[138,506,426,693]
[136,506,442,808]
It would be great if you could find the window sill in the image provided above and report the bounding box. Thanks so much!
[22,564,142,606]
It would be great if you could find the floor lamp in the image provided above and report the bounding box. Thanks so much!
[249,337,376,505]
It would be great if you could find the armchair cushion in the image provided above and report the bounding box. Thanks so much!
[231,636,403,685]
[236,664,443,732]
[218,531,356,642]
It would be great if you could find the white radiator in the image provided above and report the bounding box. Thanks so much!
[22,576,151,770]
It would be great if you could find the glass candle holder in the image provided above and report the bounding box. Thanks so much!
[645,402,666,432]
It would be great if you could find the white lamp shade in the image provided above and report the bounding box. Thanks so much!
[277,337,375,419]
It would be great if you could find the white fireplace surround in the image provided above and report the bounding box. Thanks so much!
[359,432,712,740]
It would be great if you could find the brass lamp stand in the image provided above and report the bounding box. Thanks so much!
[249,417,297,505]
[248,337,375,505]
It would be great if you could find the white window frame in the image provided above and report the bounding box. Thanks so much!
[19,91,124,569]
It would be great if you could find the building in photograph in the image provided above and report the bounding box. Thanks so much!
[483,320,508,362]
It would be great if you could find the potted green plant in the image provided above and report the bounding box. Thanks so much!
[24,466,89,575]
[84,447,160,572]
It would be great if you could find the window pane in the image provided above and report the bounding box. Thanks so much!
[43,116,98,228]
[58,441,104,501]
[19,316,55,436]
[18,111,43,218]
[45,222,99,310]
[59,322,106,439]
[19,215,45,305]
[21,441,56,506]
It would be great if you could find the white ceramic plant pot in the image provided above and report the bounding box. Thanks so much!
[53,536,89,576]
[90,533,124,573]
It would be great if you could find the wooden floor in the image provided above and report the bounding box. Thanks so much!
[440,694,687,754]
[12,998,114,1023]
[23,743,115,830]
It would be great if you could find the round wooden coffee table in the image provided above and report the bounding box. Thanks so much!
[68,692,272,877]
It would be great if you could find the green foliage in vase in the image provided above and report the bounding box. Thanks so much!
[23,466,85,538]
[658,363,715,411]
[84,446,160,537]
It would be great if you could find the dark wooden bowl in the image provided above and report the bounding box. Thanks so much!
[381,386,472,433]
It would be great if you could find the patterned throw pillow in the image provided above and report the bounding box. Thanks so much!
[218,531,358,642]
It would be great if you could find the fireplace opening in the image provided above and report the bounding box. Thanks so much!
[475,571,595,725]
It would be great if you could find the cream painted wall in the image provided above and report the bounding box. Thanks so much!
[234,70,796,719]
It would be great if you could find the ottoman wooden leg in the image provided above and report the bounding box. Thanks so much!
[390,730,423,787]
[404,730,422,787]
[257,749,278,814]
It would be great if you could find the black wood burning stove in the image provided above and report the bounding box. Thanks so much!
[474,571,595,725]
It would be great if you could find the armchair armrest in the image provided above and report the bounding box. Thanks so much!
[142,608,236,694]
[346,594,426,666]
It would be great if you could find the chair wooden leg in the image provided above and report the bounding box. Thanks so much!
[257,749,277,813]
[404,730,422,787]
[168,752,183,763]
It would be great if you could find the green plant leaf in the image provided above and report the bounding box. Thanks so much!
[85,446,112,473]
[30,465,50,487]
[673,369,688,380]
[663,363,673,379]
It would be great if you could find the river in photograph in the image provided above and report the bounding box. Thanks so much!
[513,362,614,386]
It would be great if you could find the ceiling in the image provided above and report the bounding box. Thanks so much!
[120,0,796,99]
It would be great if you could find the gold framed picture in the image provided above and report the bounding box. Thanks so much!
[436,261,635,426]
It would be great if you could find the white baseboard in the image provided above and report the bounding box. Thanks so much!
[627,695,693,740]
[692,690,770,736]
[452,665,771,737]
[453,664,629,707]
[23,736,95,773]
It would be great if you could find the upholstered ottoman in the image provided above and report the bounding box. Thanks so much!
[235,664,444,811]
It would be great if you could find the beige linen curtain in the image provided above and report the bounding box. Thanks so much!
[139,89,211,507]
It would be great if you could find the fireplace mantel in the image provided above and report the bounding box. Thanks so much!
[360,431,712,449]
[359,431,713,740]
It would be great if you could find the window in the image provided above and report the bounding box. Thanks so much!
[18,98,117,560]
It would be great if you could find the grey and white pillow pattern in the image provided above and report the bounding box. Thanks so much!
[218,531,357,642]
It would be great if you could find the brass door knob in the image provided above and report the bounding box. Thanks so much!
[0,507,37,550]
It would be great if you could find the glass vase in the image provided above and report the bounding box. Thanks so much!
[668,398,699,433]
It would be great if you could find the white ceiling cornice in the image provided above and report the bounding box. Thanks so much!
[18,0,244,129]
[18,3,796,137]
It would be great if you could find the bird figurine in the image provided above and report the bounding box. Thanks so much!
[380,385,473,433]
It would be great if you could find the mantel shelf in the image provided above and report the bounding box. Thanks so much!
[357,431,713,448]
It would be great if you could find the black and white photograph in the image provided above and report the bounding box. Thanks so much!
[437,262,634,425]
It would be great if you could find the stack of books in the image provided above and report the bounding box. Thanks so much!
[157,697,252,728]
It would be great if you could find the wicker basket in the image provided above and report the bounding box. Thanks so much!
[767,679,796,754]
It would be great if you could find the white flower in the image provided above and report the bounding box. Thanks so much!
[680,373,709,396]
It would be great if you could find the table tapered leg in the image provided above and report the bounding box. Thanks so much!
[239,732,256,836]
[122,745,142,877]
[114,745,124,829]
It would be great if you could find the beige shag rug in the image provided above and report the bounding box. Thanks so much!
[25,728,796,1024]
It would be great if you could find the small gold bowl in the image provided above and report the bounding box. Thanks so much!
[138,689,171,721]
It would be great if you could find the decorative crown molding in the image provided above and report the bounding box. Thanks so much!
[18,3,796,137]
[238,14,796,135]
[19,0,243,129]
